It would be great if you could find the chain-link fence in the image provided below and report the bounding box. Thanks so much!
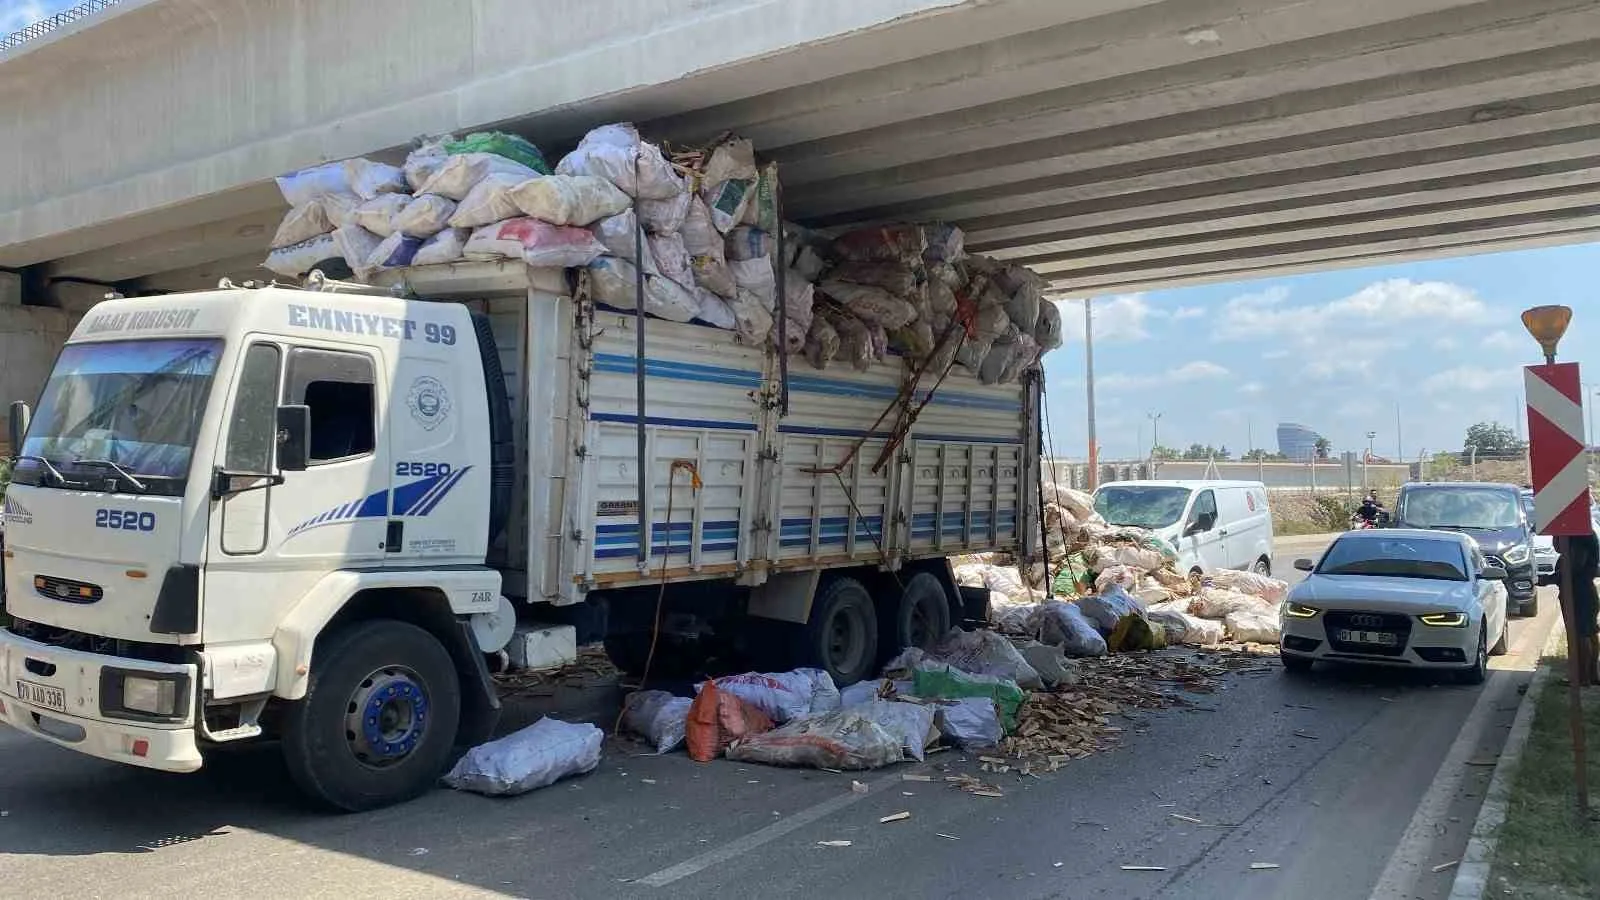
[2,0,119,53]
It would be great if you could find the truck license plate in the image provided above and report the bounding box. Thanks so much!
[16,679,66,713]
[1336,629,1398,647]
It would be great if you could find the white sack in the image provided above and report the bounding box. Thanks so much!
[344,158,408,200]
[510,175,631,227]
[464,218,606,268]
[394,194,457,238]
[332,224,384,278]
[555,123,683,200]
[934,697,1003,750]
[638,190,691,234]
[263,233,337,278]
[442,717,603,796]
[621,690,692,755]
[448,173,526,229]
[276,161,352,207]
[411,227,469,266]
[271,202,334,250]
[352,192,412,238]
[1225,608,1281,644]
[420,153,539,202]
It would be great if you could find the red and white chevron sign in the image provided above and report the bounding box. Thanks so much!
[1525,362,1593,536]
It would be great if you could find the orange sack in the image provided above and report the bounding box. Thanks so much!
[686,679,775,762]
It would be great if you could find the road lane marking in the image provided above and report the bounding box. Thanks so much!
[1367,603,1556,900]
[633,770,905,888]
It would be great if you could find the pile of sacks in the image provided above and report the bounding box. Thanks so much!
[261,124,1058,386]
[955,481,1287,648]
[262,126,819,347]
[620,629,1065,768]
[797,226,1063,385]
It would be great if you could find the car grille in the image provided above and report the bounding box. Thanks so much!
[1324,611,1412,657]
[1483,555,1505,569]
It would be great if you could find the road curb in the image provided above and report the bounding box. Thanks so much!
[1445,614,1564,900]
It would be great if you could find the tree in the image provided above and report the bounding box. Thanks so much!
[1150,445,1179,460]
[1313,437,1332,460]
[1217,445,1232,460]
[1463,421,1525,459]
[1242,449,1288,461]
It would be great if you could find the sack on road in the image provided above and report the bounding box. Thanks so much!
[696,669,840,723]
[442,718,603,796]
[621,690,693,755]
[934,697,1003,750]
[1033,601,1108,657]
[928,628,1043,690]
[1078,585,1144,633]
[1224,608,1281,644]
[726,710,903,770]
[686,680,775,762]
[850,700,938,762]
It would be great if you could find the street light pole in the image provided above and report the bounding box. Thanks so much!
[1147,411,1162,471]
[1365,431,1376,492]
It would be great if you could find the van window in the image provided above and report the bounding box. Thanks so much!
[1094,485,1192,528]
[1190,490,1218,529]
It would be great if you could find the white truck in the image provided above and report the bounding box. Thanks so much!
[0,262,1040,810]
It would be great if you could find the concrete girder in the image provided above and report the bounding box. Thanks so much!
[1043,209,1600,293]
[777,0,1600,194]
[962,154,1600,247]
[1047,228,1600,297]
[130,252,277,295]
[1018,183,1600,272]
[644,0,1475,150]
[875,131,1600,242]
[980,165,1600,259]
[43,208,286,283]
[792,51,1600,223]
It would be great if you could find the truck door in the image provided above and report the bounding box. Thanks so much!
[203,342,389,645]
[273,345,391,567]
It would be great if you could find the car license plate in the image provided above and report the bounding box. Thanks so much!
[16,679,66,713]
[1336,629,1398,647]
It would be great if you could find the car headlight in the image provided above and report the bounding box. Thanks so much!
[1419,612,1468,628]
[1284,601,1320,619]
[122,677,179,716]
[1502,544,1531,565]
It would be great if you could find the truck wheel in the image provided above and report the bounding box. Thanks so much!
[797,576,878,687]
[282,620,461,812]
[880,572,951,662]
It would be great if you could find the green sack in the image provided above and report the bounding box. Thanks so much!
[1052,552,1093,597]
[1108,613,1165,653]
[911,666,1026,733]
[443,132,552,175]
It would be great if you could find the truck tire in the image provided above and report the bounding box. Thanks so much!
[282,620,461,812]
[796,576,878,687]
[880,572,951,662]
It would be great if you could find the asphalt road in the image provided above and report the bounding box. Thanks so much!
[0,537,1557,900]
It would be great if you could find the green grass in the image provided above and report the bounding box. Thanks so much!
[1489,640,1600,899]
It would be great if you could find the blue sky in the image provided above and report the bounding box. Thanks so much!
[1042,242,1600,462]
[1,1,64,35]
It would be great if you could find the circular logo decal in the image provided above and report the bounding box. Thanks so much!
[408,376,452,431]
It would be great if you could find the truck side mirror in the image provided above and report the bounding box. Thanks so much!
[8,400,30,452]
[276,405,311,472]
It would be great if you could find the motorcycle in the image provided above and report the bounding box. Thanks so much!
[1348,509,1391,530]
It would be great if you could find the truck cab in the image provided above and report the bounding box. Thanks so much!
[1,285,508,810]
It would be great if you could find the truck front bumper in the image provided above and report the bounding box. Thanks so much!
[0,628,202,773]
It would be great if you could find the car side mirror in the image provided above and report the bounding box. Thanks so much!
[1482,565,1508,581]
[1293,558,1315,572]
[7,400,30,452]
[1185,512,1215,536]
[276,404,311,472]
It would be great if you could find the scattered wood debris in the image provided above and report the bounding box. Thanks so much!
[493,645,619,697]
[817,840,852,848]
[1432,860,1459,873]
[879,812,912,824]
[945,773,1006,797]
[1249,863,1280,871]
[1120,865,1166,872]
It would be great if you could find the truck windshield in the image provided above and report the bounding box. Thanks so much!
[13,338,223,495]
[1094,485,1192,529]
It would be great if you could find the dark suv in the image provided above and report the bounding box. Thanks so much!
[1393,482,1538,616]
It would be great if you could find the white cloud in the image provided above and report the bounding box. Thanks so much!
[1423,365,1520,395]
[1482,330,1524,352]
[1100,360,1229,391]
[1058,293,1154,343]
[1238,381,1265,395]
[1434,337,1459,351]
[1,1,61,35]
[1216,279,1488,340]
[1173,306,1206,320]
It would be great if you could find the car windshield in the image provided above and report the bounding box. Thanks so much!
[1397,487,1520,530]
[1317,536,1469,581]
[14,338,223,494]
[1094,485,1192,529]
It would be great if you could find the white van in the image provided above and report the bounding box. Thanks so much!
[1091,480,1276,576]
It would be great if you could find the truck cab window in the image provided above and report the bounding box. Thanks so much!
[225,344,281,472]
[283,348,375,465]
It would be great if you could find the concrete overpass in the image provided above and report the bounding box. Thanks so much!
[3,0,1600,397]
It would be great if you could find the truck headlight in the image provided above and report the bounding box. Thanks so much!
[1419,612,1468,627]
[1503,544,1531,565]
[123,677,178,716]
[1284,601,1320,619]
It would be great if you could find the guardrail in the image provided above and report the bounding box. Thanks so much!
[1,0,118,53]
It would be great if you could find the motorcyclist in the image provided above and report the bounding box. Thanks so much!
[1355,491,1386,526]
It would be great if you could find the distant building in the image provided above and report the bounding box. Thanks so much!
[1277,422,1323,460]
